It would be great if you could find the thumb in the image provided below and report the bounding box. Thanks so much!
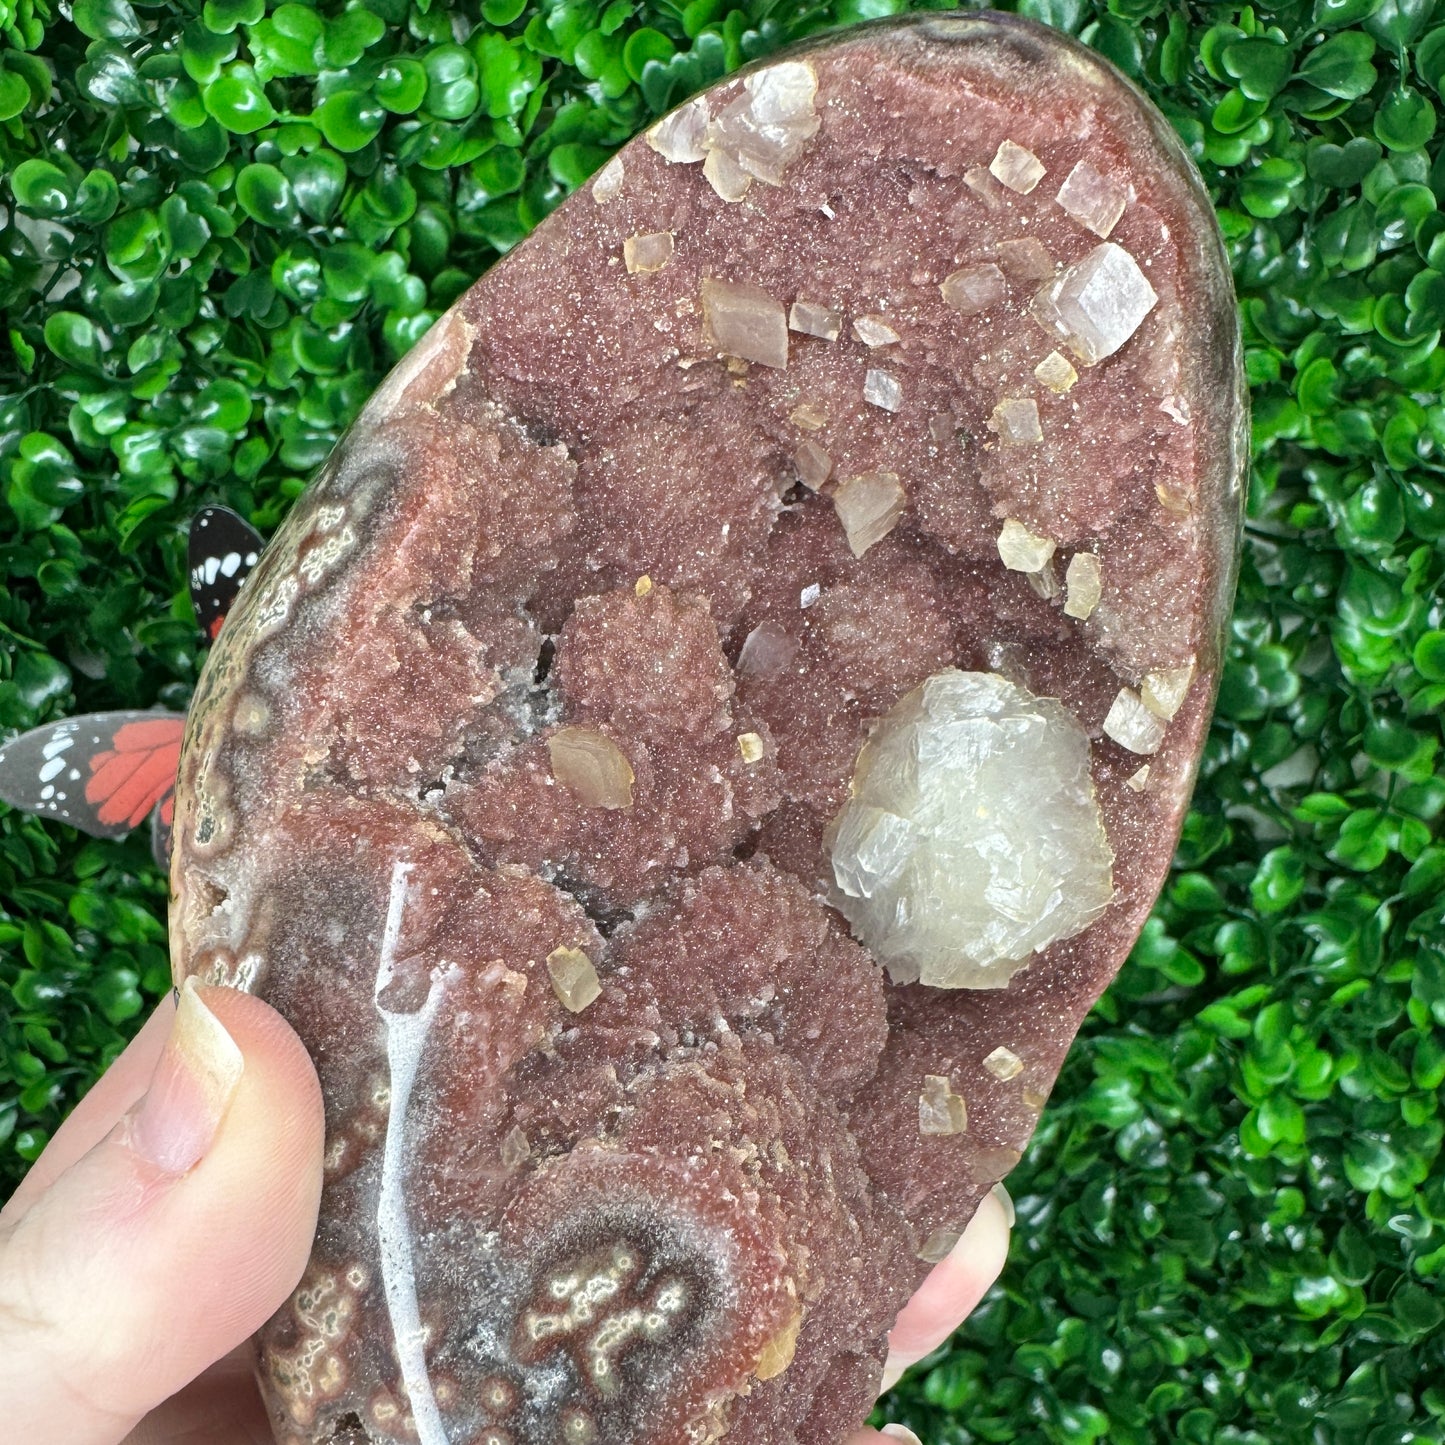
[0,980,324,1445]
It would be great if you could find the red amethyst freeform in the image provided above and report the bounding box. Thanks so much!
[169,14,1245,1444]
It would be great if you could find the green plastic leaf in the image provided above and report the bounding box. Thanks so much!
[376,56,428,113]
[314,89,386,151]
[72,0,142,40]
[74,168,120,224]
[281,148,348,220]
[11,158,75,217]
[324,9,385,67]
[1223,38,1295,101]
[0,68,31,121]
[423,44,481,120]
[203,66,278,132]
[1299,31,1378,99]
[1314,0,1383,26]
[42,312,103,369]
[1307,135,1382,186]
[1365,0,1437,47]
[623,26,676,83]
[202,0,264,31]
[1377,86,1437,150]
[236,161,301,227]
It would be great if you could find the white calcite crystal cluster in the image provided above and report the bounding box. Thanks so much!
[828,670,1115,990]
[646,59,820,202]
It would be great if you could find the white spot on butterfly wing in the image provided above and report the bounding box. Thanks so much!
[41,735,75,760]
[39,757,66,783]
[220,551,242,578]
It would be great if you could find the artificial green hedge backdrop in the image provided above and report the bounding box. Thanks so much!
[2,0,1444,1437]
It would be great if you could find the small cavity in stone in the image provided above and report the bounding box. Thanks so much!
[1103,688,1166,755]
[1030,241,1157,365]
[790,300,842,341]
[853,314,900,347]
[833,471,906,558]
[702,278,788,369]
[1063,552,1102,620]
[1056,160,1129,239]
[548,726,636,808]
[828,670,1114,988]
[941,264,1006,317]
[998,519,1055,573]
[989,139,1045,194]
[546,946,601,1013]
[919,1075,968,1135]
[863,369,902,412]
[624,231,675,274]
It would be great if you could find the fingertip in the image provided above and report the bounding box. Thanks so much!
[879,1187,1014,1392]
[0,985,325,1443]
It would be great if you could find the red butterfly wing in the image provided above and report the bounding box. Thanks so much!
[0,712,184,841]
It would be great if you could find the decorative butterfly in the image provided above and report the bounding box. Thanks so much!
[0,506,264,868]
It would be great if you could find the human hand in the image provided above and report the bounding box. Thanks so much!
[0,982,324,1444]
[0,983,1010,1445]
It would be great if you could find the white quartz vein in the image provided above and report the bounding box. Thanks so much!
[374,860,452,1445]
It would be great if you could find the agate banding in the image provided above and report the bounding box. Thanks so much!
[171,13,1245,1443]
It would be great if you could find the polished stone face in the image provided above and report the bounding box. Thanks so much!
[169,15,1245,1444]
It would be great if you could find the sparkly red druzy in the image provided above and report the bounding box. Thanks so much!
[171,15,1244,1444]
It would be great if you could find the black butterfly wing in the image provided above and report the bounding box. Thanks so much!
[0,712,185,841]
[189,506,263,641]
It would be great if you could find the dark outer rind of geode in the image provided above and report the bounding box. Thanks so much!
[170,14,1245,1445]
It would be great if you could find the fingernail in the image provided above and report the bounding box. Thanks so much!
[881,1426,923,1445]
[990,1181,1016,1229]
[129,980,244,1175]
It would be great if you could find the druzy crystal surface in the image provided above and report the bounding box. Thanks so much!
[169,15,1245,1445]
[829,671,1114,990]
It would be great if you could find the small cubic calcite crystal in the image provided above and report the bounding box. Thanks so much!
[1031,240,1159,364]
[941,262,1006,315]
[998,518,1056,572]
[833,470,907,557]
[919,1075,968,1135]
[171,15,1244,1445]
[789,299,843,340]
[702,276,789,368]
